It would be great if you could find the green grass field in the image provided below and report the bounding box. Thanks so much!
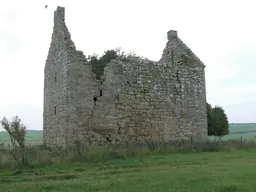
[228,123,256,133]
[1,123,256,191]
[0,130,43,141]
[0,130,43,146]
[0,149,256,192]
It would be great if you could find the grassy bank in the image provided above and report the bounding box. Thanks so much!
[0,149,256,192]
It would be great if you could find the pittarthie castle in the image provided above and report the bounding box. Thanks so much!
[43,6,208,148]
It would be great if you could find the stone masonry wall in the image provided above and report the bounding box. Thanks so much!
[43,7,104,147]
[43,6,208,148]
[43,7,101,147]
[43,7,71,147]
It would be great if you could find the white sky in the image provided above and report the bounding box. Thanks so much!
[0,0,256,130]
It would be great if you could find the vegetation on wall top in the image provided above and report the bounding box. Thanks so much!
[87,48,147,80]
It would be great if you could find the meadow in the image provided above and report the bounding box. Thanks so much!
[0,130,43,146]
[1,123,256,191]
[0,130,43,141]
[222,123,256,140]
[1,149,256,192]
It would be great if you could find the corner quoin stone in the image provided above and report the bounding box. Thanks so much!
[43,6,208,148]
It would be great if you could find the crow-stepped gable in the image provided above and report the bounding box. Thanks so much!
[43,6,208,148]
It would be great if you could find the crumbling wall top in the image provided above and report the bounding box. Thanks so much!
[167,30,178,40]
[54,6,65,23]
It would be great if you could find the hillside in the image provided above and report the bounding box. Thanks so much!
[0,130,43,141]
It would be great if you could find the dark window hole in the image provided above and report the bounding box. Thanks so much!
[106,134,111,142]
[143,89,149,93]
[93,97,97,102]
[54,106,57,115]
[100,90,102,96]
[126,81,131,87]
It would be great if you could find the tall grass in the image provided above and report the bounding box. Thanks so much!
[1,138,256,169]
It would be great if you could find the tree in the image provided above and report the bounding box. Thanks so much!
[212,106,229,137]
[88,49,120,80]
[206,103,229,137]
[0,116,28,166]
[206,102,214,136]
[88,48,147,80]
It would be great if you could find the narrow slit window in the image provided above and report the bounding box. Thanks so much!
[54,73,57,83]
[54,106,57,115]
[177,59,184,65]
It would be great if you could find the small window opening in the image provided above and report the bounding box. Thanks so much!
[143,89,149,93]
[177,60,184,65]
[100,90,102,96]
[54,73,57,83]
[171,50,174,65]
[176,70,179,75]
[106,134,111,142]
[93,97,97,102]
[54,106,57,115]
[127,81,131,87]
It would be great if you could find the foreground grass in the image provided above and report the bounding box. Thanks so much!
[1,149,256,192]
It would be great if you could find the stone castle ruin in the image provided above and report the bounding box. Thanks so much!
[43,6,208,148]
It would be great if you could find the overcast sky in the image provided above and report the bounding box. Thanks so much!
[0,0,256,130]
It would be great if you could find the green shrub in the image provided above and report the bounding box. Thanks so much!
[207,103,229,137]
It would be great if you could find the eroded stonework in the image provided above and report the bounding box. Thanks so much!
[43,6,208,148]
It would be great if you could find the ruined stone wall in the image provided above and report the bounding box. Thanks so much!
[43,7,102,147]
[89,31,208,144]
[43,7,71,147]
[43,6,208,148]
[91,51,207,144]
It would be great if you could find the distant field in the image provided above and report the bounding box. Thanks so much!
[0,123,256,143]
[225,123,256,140]
[0,130,43,146]
[228,123,256,134]
[0,130,42,141]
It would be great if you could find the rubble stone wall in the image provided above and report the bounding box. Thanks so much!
[43,6,208,148]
